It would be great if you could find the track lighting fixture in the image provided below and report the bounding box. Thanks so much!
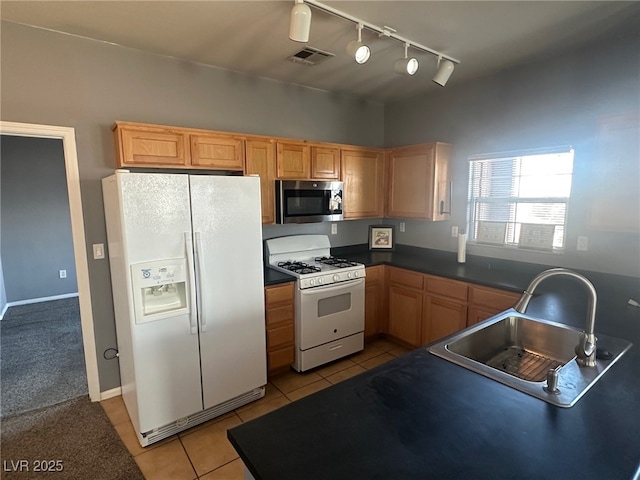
[394,43,419,75]
[346,23,370,64]
[432,57,455,86]
[289,0,312,43]
[288,0,459,85]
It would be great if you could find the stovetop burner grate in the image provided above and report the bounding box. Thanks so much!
[277,261,322,274]
[314,256,359,268]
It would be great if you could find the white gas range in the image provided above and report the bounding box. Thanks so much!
[265,235,366,372]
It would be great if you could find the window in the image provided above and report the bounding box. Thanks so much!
[467,146,574,250]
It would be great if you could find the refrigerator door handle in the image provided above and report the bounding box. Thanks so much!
[194,232,207,333]
[184,232,198,335]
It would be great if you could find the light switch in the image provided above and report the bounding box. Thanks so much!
[93,243,105,259]
[59,270,67,279]
[400,222,406,233]
[331,224,338,235]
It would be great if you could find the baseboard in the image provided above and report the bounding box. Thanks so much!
[0,303,8,320]
[100,387,122,401]
[5,292,79,309]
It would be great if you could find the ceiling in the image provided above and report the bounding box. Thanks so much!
[2,1,639,102]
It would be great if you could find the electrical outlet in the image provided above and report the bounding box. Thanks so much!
[93,243,105,260]
[59,270,67,279]
[331,223,338,235]
[451,225,459,237]
[400,222,406,233]
[577,236,589,251]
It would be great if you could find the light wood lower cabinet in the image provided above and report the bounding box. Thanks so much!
[264,282,295,376]
[364,265,385,338]
[467,285,520,326]
[383,266,518,347]
[422,275,468,345]
[386,267,425,347]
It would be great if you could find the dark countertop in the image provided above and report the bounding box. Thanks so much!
[245,245,640,479]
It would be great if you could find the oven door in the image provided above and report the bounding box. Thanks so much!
[296,278,365,350]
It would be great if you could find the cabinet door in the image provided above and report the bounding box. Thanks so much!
[116,125,190,167]
[341,148,384,219]
[386,143,451,220]
[276,142,310,179]
[364,265,385,338]
[245,139,276,224]
[387,285,423,347]
[311,146,341,180]
[423,295,467,345]
[190,134,244,170]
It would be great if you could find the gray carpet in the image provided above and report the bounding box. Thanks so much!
[1,297,88,417]
[1,395,144,480]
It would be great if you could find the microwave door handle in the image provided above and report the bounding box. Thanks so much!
[299,278,364,296]
[184,232,198,335]
[194,232,207,333]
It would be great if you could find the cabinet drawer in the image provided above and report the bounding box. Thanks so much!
[268,346,295,372]
[388,267,424,290]
[265,304,294,328]
[426,276,468,301]
[267,324,294,350]
[265,282,294,306]
[469,285,520,310]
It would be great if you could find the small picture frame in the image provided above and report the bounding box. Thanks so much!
[369,225,395,251]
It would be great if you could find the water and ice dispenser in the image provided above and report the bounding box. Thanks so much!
[131,259,189,323]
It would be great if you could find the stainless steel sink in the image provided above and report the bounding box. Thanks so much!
[428,309,632,407]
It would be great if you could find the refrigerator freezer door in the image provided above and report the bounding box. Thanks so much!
[189,175,267,409]
[115,172,203,433]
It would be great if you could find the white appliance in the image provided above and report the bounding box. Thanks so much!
[265,235,365,372]
[102,171,266,446]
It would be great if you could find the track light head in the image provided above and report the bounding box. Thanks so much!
[346,24,370,64]
[289,0,312,43]
[432,58,455,86]
[394,43,418,75]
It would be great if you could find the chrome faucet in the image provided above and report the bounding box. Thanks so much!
[513,268,597,367]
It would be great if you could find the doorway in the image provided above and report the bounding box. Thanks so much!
[0,121,99,402]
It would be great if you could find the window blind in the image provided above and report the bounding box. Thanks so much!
[467,147,574,250]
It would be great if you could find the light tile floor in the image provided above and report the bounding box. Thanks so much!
[101,338,410,480]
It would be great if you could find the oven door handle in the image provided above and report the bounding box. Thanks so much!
[299,278,364,295]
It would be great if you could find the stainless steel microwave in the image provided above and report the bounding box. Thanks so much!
[276,180,343,224]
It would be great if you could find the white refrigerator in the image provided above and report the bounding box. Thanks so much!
[102,171,266,446]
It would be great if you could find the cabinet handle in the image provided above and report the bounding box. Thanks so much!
[439,181,452,215]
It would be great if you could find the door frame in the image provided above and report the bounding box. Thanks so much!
[0,121,100,401]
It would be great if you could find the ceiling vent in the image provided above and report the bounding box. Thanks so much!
[287,46,335,66]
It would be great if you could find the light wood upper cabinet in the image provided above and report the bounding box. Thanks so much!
[245,139,276,224]
[341,147,384,219]
[276,141,311,179]
[190,134,244,170]
[115,124,190,168]
[311,146,341,180]
[386,142,452,220]
[113,122,244,171]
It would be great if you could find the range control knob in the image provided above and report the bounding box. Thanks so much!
[317,277,323,284]
[354,271,360,278]
[309,278,315,286]
[347,272,352,279]
[332,274,340,282]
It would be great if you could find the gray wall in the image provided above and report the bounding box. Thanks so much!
[1,135,77,302]
[384,32,640,277]
[0,21,384,391]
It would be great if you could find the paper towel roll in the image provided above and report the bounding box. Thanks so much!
[457,233,467,263]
